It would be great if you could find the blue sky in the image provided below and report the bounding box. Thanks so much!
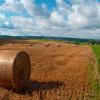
[35,0,56,10]
[0,0,100,39]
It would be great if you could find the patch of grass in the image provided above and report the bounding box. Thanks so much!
[90,45,100,99]
[91,45,100,73]
[88,62,100,100]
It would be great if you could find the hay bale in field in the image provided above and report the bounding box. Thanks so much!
[75,44,79,47]
[29,44,31,46]
[23,43,27,46]
[0,50,31,91]
[0,43,4,46]
[57,44,62,47]
[12,43,15,45]
[29,44,33,46]
[45,44,50,47]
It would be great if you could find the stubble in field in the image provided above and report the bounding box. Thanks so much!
[0,42,95,100]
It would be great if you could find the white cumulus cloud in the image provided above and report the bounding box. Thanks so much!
[0,0,100,39]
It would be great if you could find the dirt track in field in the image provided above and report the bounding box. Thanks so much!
[0,41,95,100]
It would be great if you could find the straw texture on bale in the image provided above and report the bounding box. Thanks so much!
[0,50,31,90]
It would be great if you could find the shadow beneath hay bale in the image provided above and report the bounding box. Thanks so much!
[10,80,63,96]
[27,80,63,96]
[29,80,63,91]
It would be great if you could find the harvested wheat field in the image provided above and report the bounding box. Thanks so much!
[0,41,96,100]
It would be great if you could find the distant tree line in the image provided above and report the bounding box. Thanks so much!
[88,40,100,45]
[71,40,100,45]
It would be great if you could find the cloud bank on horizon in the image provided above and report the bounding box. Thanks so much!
[0,0,100,39]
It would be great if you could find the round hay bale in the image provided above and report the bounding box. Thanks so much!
[45,44,50,47]
[0,50,31,91]
[75,44,79,47]
[57,44,62,47]
[29,44,32,46]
